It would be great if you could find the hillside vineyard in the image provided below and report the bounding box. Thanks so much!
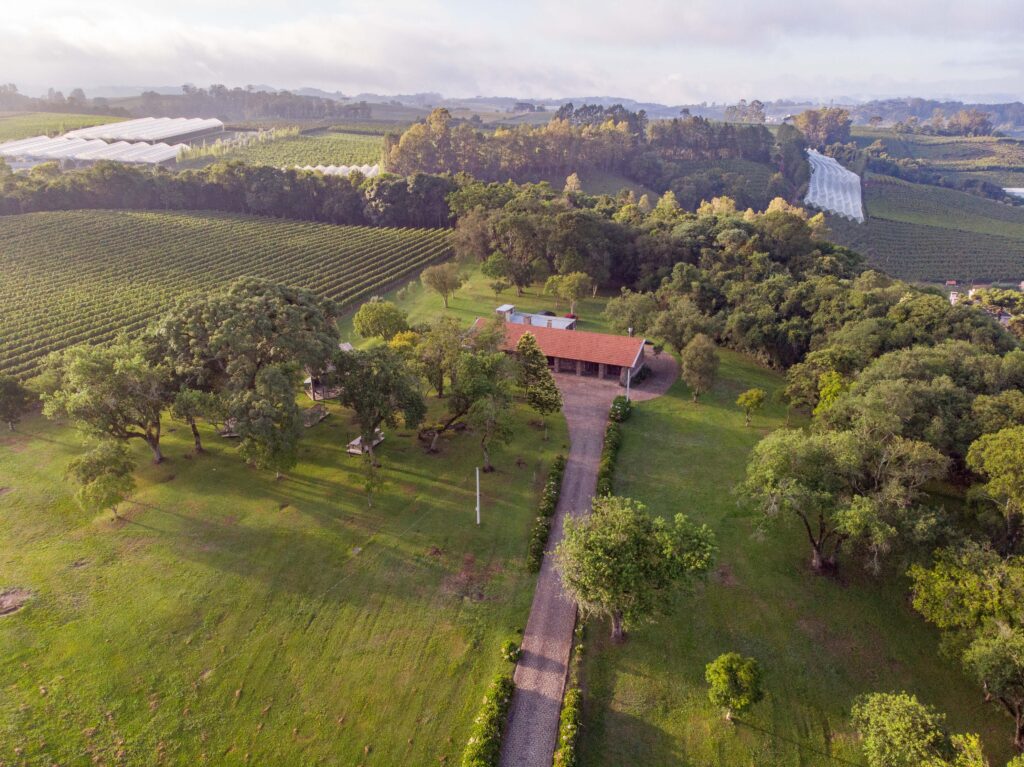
[0,211,452,377]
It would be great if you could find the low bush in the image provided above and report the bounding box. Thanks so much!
[461,672,516,767]
[501,639,521,663]
[527,454,567,571]
[609,395,632,422]
[553,624,585,767]
[595,422,622,496]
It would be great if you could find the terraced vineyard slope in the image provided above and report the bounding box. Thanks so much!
[0,211,451,377]
[828,173,1024,282]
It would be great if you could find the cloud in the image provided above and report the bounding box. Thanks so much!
[1,1,1022,102]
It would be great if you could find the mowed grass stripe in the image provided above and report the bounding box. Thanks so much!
[0,211,452,376]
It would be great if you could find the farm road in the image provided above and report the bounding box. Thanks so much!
[499,351,677,767]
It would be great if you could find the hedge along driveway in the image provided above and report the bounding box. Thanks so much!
[500,353,678,767]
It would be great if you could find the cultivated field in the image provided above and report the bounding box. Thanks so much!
[0,112,126,142]
[578,351,1013,766]
[828,174,1024,281]
[210,130,383,168]
[0,211,451,378]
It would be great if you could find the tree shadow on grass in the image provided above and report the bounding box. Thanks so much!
[579,704,691,767]
[123,499,445,604]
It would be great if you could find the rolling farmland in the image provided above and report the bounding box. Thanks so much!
[0,211,451,378]
[0,112,126,142]
[852,128,1024,186]
[827,174,1024,281]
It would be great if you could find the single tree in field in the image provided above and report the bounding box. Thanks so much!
[42,341,170,463]
[515,332,562,424]
[171,388,223,454]
[421,348,509,452]
[66,440,136,519]
[705,653,764,722]
[741,429,947,574]
[544,272,592,316]
[353,298,409,342]
[420,262,465,309]
[330,347,426,467]
[651,295,718,354]
[463,352,515,471]
[967,426,1024,554]
[556,495,715,642]
[680,333,719,402]
[149,278,340,394]
[0,374,34,431]
[468,392,514,473]
[736,388,766,427]
[851,692,954,767]
[603,288,659,336]
[233,364,304,479]
[414,316,464,398]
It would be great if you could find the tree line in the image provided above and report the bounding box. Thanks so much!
[0,275,564,513]
[0,160,455,228]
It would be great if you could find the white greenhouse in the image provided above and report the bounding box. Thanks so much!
[64,117,224,143]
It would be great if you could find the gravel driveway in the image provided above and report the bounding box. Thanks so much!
[499,350,677,767]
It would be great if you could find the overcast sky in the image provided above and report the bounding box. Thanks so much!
[3,0,1023,103]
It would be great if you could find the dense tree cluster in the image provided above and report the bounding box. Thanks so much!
[385,107,802,204]
[0,159,455,228]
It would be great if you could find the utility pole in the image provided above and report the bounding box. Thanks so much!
[626,368,631,401]
[476,466,481,526]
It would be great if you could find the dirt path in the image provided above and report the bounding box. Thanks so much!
[499,350,677,767]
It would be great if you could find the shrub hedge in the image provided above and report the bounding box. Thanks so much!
[609,394,632,422]
[595,421,622,497]
[527,454,567,572]
[461,672,516,767]
[553,624,586,767]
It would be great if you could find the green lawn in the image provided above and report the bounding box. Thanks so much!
[337,267,616,343]
[0,280,568,764]
[0,112,125,141]
[578,349,1013,765]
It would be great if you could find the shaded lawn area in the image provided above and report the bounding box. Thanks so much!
[0,392,567,765]
[336,267,616,344]
[578,349,1013,766]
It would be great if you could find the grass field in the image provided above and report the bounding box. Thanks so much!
[0,211,451,378]
[828,174,1024,282]
[0,281,569,765]
[211,130,383,167]
[578,350,1013,765]
[0,112,125,142]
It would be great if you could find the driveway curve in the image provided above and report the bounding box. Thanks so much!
[499,348,677,767]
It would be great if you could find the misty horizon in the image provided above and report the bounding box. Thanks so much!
[3,0,1023,105]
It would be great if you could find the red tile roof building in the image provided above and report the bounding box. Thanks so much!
[475,318,645,384]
